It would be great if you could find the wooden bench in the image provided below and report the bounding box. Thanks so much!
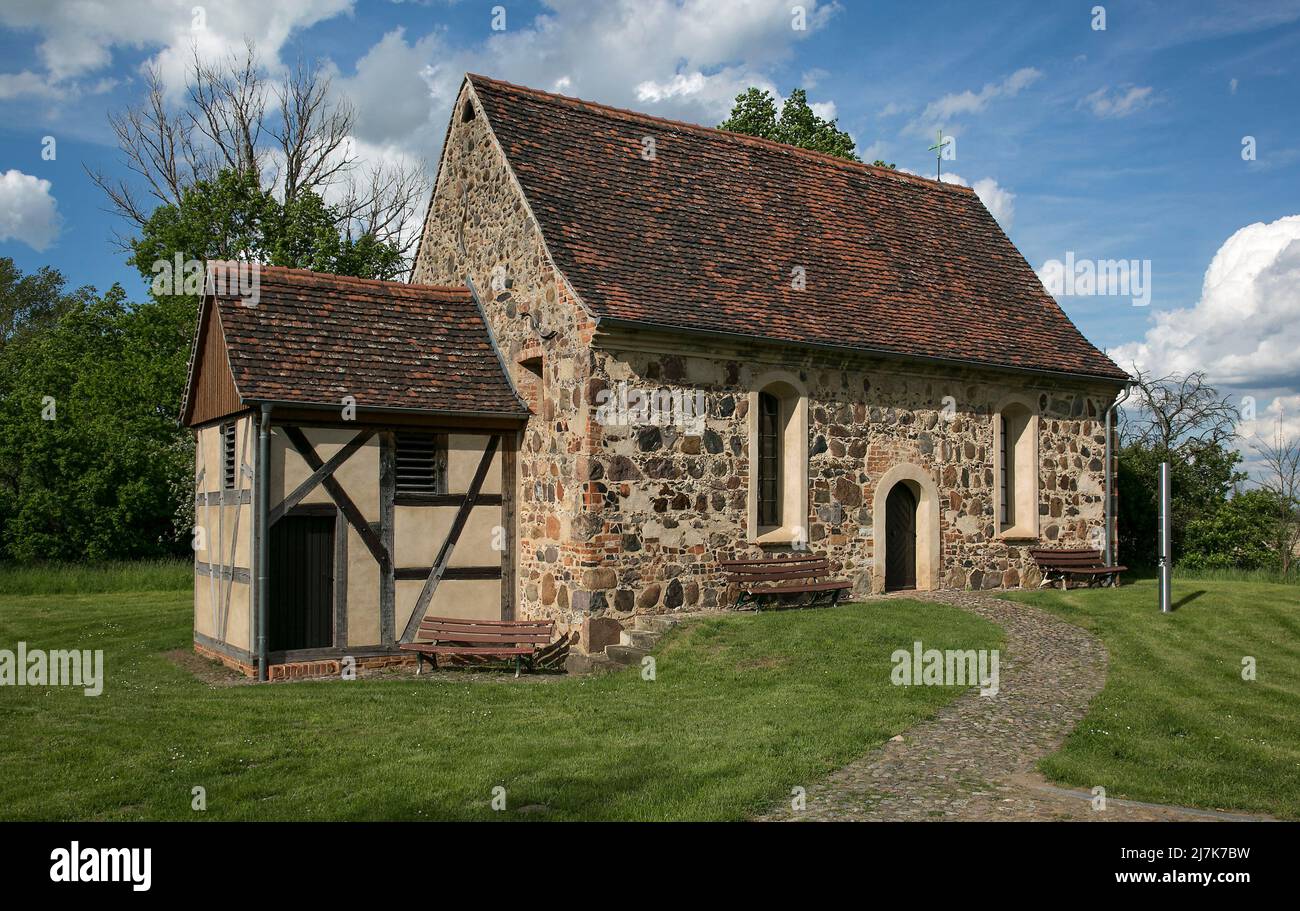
[399,616,563,675]
[1030,548,1127,589]
[719,551,852,610]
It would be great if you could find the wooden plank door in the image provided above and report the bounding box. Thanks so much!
[269,515,335,651]
[885,483,917,591]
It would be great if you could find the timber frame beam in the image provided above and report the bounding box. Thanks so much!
[281,426,390,572]
[269,428,375,526]
[399,433,501,643]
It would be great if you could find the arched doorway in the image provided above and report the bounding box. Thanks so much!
[871,463,942,594]
[884,482,918,591]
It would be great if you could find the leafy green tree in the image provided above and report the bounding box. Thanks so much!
[718,87,780,140]
[128,169,405,286]
[1116,368,1249,567]
[5,48,420,564]
[1181,489,1282,571]
[1117,441,1246,567]
[1,259,88,350]
[0,266,192,561]
[1251,426,1300,575]
[719,87,860,160]
[90,44,427,267]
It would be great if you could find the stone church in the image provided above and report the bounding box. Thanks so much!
[412,74,1129,623]
[183,74,1128,677]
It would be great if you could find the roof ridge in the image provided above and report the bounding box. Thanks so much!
[466,73,974,195]
[205,261,469,295]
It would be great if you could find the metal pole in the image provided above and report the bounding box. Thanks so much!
[1158,461,1172,613]
[1103,385,1131,566]
[256,404,272,680]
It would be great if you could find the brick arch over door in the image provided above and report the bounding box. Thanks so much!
[871,463,942,593]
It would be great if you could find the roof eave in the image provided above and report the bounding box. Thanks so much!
[592,315,1131,386]
[241,397,529,423]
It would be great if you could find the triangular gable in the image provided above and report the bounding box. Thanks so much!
[181,294,245,427]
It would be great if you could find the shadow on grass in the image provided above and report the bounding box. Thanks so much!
[1170,589,1207,611]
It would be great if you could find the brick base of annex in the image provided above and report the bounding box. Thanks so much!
[193,641,417,681]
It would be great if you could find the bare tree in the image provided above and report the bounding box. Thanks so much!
[1121,367,1241,455]
[89,66,201,242]
[87,40,428,262]
[186,40,268,184]
[1251,421,1300,575]
[269,56,355,206]
[337,157,430,259]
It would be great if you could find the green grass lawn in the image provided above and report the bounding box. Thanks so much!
[0,558,191,595]
[0,580,999,820]
[1007,579,1300,819]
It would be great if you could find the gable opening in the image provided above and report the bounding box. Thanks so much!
[518,356,544,415]
[461,100,476,122]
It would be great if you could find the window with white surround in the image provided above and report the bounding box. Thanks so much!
[756,391,781,527]
[993,396,1039,538]
[747,372,808,544]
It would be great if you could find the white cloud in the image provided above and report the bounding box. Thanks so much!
[907,67,1042,135]
[1081,84,1154,118]
[970,177,1015,229]
[0,170,63,252]
[0,70,66,101]
[810,100,837,121]
[636,72,710,103]
[0,0,353,94]
[3,0,843,207]
[5,0,848,253]
[332,27,443,147]
[801,67,828,89]
[859,140,889,163]
[359,0,844,153]
[1111,215,1300,476]
[1238,394,1300,455]
[1110,215,1300,389]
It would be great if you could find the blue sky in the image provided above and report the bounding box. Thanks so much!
[2,0,1298,441]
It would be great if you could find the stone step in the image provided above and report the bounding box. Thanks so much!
[564,652,620,675]
[619,627,660,649]
[633,614,681,634]
[604,644,649,666]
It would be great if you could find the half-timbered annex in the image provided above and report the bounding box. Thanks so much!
[182,265,527,679]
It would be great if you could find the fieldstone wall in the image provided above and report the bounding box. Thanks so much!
[412,83,1123,637]
[571,329,1120,620]
[412,83,598,633]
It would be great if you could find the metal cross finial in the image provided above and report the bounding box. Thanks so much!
[928,129,952,180]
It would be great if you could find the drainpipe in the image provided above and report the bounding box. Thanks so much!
[1103,385,1131,566]
[256,404,272,681]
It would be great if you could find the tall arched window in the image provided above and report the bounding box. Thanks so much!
[748,373,808,544]
[757,391,781,527]
[994,399,1039,538]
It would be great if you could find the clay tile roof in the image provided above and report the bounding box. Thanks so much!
[195,264,527,418]
[467,74,1129,383]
